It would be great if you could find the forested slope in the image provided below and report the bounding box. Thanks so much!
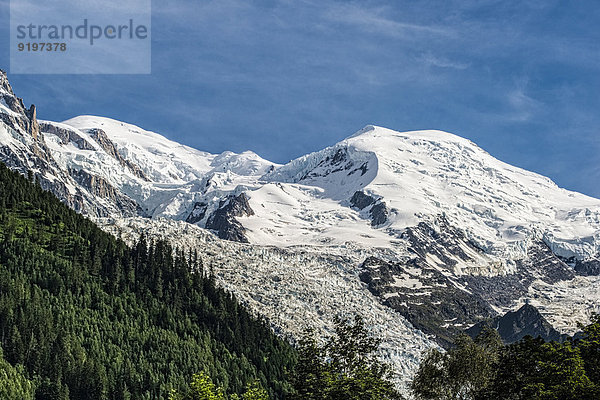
[0,163,295,399]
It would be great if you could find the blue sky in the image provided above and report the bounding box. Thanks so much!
[1,0,599,197]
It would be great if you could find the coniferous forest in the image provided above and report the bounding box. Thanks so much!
[0,162,295,399]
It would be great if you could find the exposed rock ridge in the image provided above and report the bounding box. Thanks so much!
[350,190,390,227]
[1,72,39,140]
[400,215,483,270]
[466,303,565,343]
[359,216,576,347]
[69,168,143,217]
[206,193,254,243]
[87,128,149,181]
[186,202,208,224]
[359,256,495,348]
[40,122,95,150]
[0,142,86,212]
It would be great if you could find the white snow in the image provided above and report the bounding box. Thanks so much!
[518,276,600,335]
[261,125,600,266]
[36,118,600,269]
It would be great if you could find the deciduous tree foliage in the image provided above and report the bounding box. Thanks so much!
[291,315,403,400]
[410,327,502,400]
[0,348,35,399]
[171,372,269,400]
[411,320,600,400]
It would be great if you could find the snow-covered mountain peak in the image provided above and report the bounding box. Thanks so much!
[254,124,600,262]
[63,115,215,183]
[347,124,475,145]
[63,115,276,181]
[210,150,278,176]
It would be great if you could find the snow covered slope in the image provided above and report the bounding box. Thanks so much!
[257,125,600,263]
[34,113,600,271]
[37,115,277,220]
[3,70,598,263]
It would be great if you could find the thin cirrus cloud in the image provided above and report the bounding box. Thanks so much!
[320,2,453,38]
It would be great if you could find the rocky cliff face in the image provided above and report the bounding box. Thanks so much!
[69,168,143,216]
[185,202,208,224]
[466,303,565,343]
[358,215,576,347]
[360,255,495,347]
[206,193,254,242]
[86,127,149,181]
[573,258,600,276]
[349,190,389,227]
[0,70,89,212]
[0,70,146,217]
[0,76,39,140]
[39,122,96,150]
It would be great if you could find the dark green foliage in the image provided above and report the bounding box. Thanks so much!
[411,319,600,400]
[0,162,295,399]
[290,315,403,400]
[485,336,596,400]
[577,314,600,384]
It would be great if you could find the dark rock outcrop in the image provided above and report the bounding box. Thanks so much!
[206,193,254,243]
[298,147,369,181]
[401,215,482,270]
[574,258,600,276]
[0,144,86,213]
[460,242,575,310]
[349,191,388,226]
[300,148,350,180]
[466,303,565,343]
[359,216,576,347]
[87,128,149,181]
[350,191,377,210]
[24,104,40,139]
[186,202,208,224]
[40,122,96,150]
[0,71,90,213]
[1,72,40,140]
[70,168,142,217]
[369,202,388,227]
[360,256,495,348]
[0,69,12,94]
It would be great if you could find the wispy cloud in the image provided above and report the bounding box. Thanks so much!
[419,52,470,70]
[321,2,453,38]
[506,85,543,122]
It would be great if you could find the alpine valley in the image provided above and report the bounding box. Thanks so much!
[1,69,600,391]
